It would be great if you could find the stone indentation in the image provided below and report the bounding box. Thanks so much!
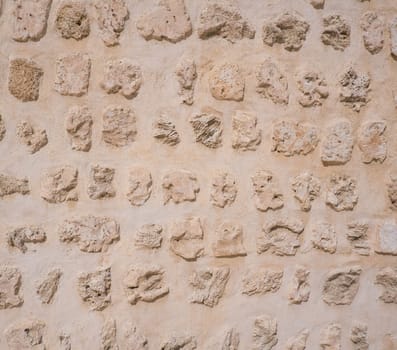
[339,67,371,112]
[242,269,283,296]
[127,167,152,206]
[361,11,384,54]
[209,63,244,101]
[375,221,397,256]
[78,267,111,311]
[213,222,246,257]
[163,170,199,204]
[36,269,62,304]
[291,172,321,212]
[40,165,78,203]
[325,174,358,212]
[311,221,337,253]
[288,266,310,304]
[135,224,163,249]
[5,319,46,350]
[65,105,93,152]
[153,116,180,146]
[190,108,223,148]
[55,1,90,40]
[321,14,351,51]
[320,323,341,350]
[7,226,46,253]
[297,71,329,107]
[375,267,397,303]
[16,121,48,154]
[357,121,387,163]
[0,174,30,198]
[210,172,237,208]
[175,57,197,105]
[252,170,284,212]
[0,266,23,309]
[87,165,116,200]
[252,315,278,350]
[232,110,261,151]
[347,221,370,256]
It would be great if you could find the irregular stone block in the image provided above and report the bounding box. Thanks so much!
[78,267,111,311]
[351,322,369,350]
[308,0,325,9]
[213,222,246,257]
[16,121,48,154]
[0,114,5,142]
[36,268,62,304]
[55,1,90,40]
[210,172,237,208]
[163,170,199,204]
[357,121,387,163]
[252,170,284,212]
[375,267,397,303]
[391,17,397,59]
[375,221,397,255]
[339,67,371,112]
[0,174,30,198]
[5,319,46,350]
[288,266,310,304]
[65,105,93,152]
[7,225,46,253]
[153,116,180,146]
[311,222,337,253]
[291,172,321,212]
[135,224,163,249]
[0,266,23,309]
[387,173,397,210]
[361,12,384,54]
[321,14,351,51]
[101,318,118,350]
[347,221,370,256]
[252,315,278,350]
[325,174,358,212]
[190,108,223,148]
[161,335,197,350]
[285,329,309,350]
[123,324,148,350]
[87,165,116,200]
[297,71,329,107]
[242,269,283,296]
[127,167,152,206]
[40,165,78,203]
[320,323,341,350]
[209,63,244,101]
[175,57,197,105]
[232,110,261,151]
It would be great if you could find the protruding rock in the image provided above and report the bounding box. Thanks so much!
[308,0,325,9]
[40,166,78,203]
[209,63,244,101]
[213,222,246,257]
[153,116,180,146]
[339,67,371,112]
[210,172,237,208]
[285,329,309,350]
[297,71,329,107]
[242,269,283,296]
[375,267,397,303]
[0,114,5,142]
[252,315,278,350]
[60,332,72,350]
[325,174,358,212]
[135,224,163,249]
[190,108,223,148]
[311,222,337,253]
[252,170,284,212]
[375,221,397,256]
[390,17,397,59]
[350,322,369,350]
[7,226,46,253]
[358,121,387,163]
[175,57,197,105]
[163,170,199,204]
[16,121,47,154]
[347,221,371,256]
[232,110,261,151]
[288,266,310,304]
[361,12,384,54]
[127,168,152,206]
[5,319,46,350]
[291,172,321,211]
[101,319,119,350]
[320,323,341,350]
[0,266,23,309]
[65,105,93,152]
[0,174,29,198]
[87,165,116,200]
[78,267,111,311]
[36,269,62,304]
[55,0,90,40]
[387,173,397,210]
[161,335,197,350]
[321,14,351,51]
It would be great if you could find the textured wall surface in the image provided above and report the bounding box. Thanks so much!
[0,0,397,349]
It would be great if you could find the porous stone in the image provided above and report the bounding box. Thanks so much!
[262,11,310,51]
[54,53,91,97]
[350,322,369,350]
[8,58,43,102]
[308,0,325,9]
[0,266,23,309]
[252,170,284,212]
[321,14,351,51]
[175,57,197,105]
[7,226,46,253]
[127,168,152,206]
[136,0,192,43]
[325,174,358,212]
[291,172,321,211]
[213,222,246,257]
[297,71,329,107]
[320,323,341,350]
[36,269,62,304]
[209,63,244,101]
[339,67,371,112]
[189,267,230,307]
[87,165,116,200]
[285,329,309,350]
[357,121,387,163]
[65,105,93,152]
[375,221,397,256]
[0,114,5,141]
[101,59,143,99]
[153,116,180,146]
[391,17,397,59]
[190,108,223,148]
[161,335,197,350]
[5,319,46,350]
[135,224,163,249]
[55,1,90,40]
[375,267,397,303]
[288,266,310,304]
[0,174,30,198]
[16,121,48,154]
[163,170,199,204]
[78,267,111,311]
[361,12,384,54]
[123,264,169,305]
[232,110,261,151]
[252,315,278,350]
[347,221,371,256]
[123,324,148,350]
[101,318,118,350]
[257,217,305,256]
[59,216,120,253]
[311,222,337,253]
[242,269,283,296]
[210,172,237,208]
[40,165,78,203]
[387,173,397,210]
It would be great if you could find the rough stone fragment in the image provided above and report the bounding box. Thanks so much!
[55,1,90,40]
[242,269,283,296]
[291,172,321,212]
[213,222,246,257]
[59,333,71,350]
[297,71,329,107]
[163,170,199,204]
[210,172,237,208]
[101,59,142,99]
[347,221,370,256]
[87,165,116,200]
[197,0,255,42]
[375,221,397,255]
[288,266,310,304]
[256,59,289,105]
[0,174,30,198]
[320,323,341,350]
[40,166,78,203]
[11,0,52,42]
[127,168,152,206]
[252,315,278,350]
[7,226,46,253]
[0,114,5,142]
[101,319,118,350]
[252,170,284,212]
[102,105,137,147]
[311,222,337,253]
[285,329,309,350]
[161,335,197,350]
[123,324,148,350]
[322,266,362,305]
[325,174,358,212]
[36,269,62,304]
[308,0,325,9]
[8,58,43,102]
[321,121,354,166]
[220,329,239,350]
[339,67,371,112]
[95,0,129,46]
[375,267,397,303]
[357,121,387,163]
[391,18,397,59]
[189,267,230,307]
[232,110,261,151]
[209,63,244,101]
[5,319,46,350]
[387,173,397,210]
[190,108,223,148]
[153,116,180,146]
[361,12,384,54]
[170,216,204,260]
[271,121,319,157]
[351,322,369,350]
[257,217,305,256]
[65,105,93,152]
[175,57,197,105]
[78,267,111,311]
[0,266,23,309]
[136,0,192,43]
[16,121,48,154]
[54,53,91,97]
[123,264,169,305]
[59,216,120,253]
[321,14,351,51]
[135,224,163,249]
[262,11,310,51]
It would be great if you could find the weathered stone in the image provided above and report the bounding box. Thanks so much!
[322,266,362,305]
[347,221,371,256]
[220,329,239,350]
[5,319,46,350]
[11,0,52,42]
[256,59,289,104]
[101,319,118,350]
[36,269,62,304]
[262,11,310,51]
[382,334,397,350]
[0,114,5,142]
[78,267,111,311]
[54,53,91,97]
[232,110,261,151]
[65,105,93,152]
[291,172,321,212]
[8,58,43,102]
[351,322,369,350]
[16,121,48,154]
[153,116,180,146]
[308,0,325,9]
[59,216,120,253]
[135,224,163,249]
[391,17,397,59]
[311,222,337,253]
[209,63,244,101]
[170,216,204,260]
[339,67,371,112]
[320,323,341,350]
[40,165,78,203]
[190,108,223,148]
[123,324,148,350]
[197,0,255,43]
[321,121,354,166]
[325,174,358,212]
[375,267,397,303]
[0,266,23,309]
[257,217,304,256]
[252,315,278,350]
[88,165,116,200]
[285,329,309,350]
[375,221,397,256]
[252,170,284,212]
[210,172,237,208]
[321,14,351,51]
[101,59,142,99]
[175,57,197,105]
[387,173,397,210]
[95,0,129,46]
[357,121,387,163]
[0,174,29,198]
[123,264,169,305]
[189,267,230,307]
[55,1,90,40]
[297,71,329,107]
[136,0,192,43]
[288,266,310,304]
[102,105,137,147]
[242,269,283,296]
[127,168,152,206]
[60,332,72,350]
[7,226,46,253]
[271,121,319,157]
[163,170,199,204]
[161,335,197,350]
[361,12,384,54]
[213,222,246,257]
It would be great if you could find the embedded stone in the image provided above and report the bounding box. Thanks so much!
[288,266,310,304]
[311,222,337,253]
[0,266,23,309]
[123,324,148,350]
[87,165,115,200]
[291,172,321,212]
[127,167,152,206]
[285,329,309,350]
[252,170,284,212]
[391,17,397,59]
[297,71,329,107]
[55,1,90,40]
[7,226,46,253]
[339,67,371,112]
[252,315,278,350]
[320,323,341,350]
[40,165,78,203]
[351,322,369,350]
[361,12,384,54]
[78,267,111,311]
[382,334,397,350]
[135,224,163,249]
[375,221,397,256]
[16,121,48,154]
[101,319,118,350]
[0,114,5,142]
[161,335,197,350]
[65,105,93,152]
[347,221,370,256]
[5,319,46,350]
[387,173,397,210]
[242,269,283,296]
[219,329,239,350]
[232,110,261,151]
[0,174,29,198]
[375,267,397,303]
[357,121,387,164]
[209,63,245,101]
[153,116,180,146]
[308,0,325,9]
[175,57,197,105]
[210,172,237,208]
[213,222,246,257]
[190,108,223,148]
[321,14,351,51]
[163,170,199,204]
[36,268,62,304]
[325,174,358,211]
[60,333,72,350]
